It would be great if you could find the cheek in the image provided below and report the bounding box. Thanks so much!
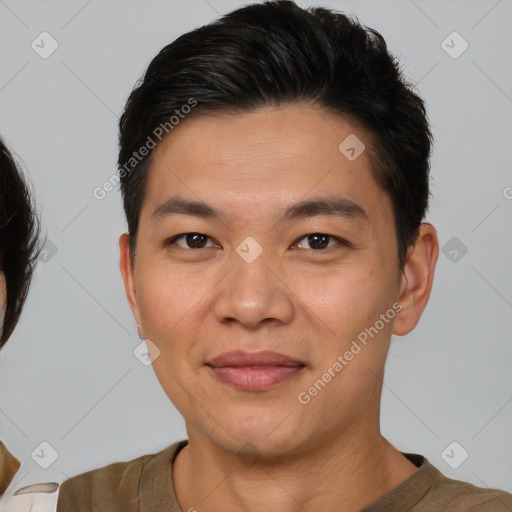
[138,270,204,409]
[294,264,393,341]
[134,263,213,400]
[135,263,212,338]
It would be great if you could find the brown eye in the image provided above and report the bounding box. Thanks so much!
[295,233,344,250]
[168,232,216,249]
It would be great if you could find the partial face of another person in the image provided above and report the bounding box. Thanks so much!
[120,104,434,458]
[0,141,40,348]
[0,272,5,319]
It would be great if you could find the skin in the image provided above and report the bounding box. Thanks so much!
[119,104,438,511]
[0,272,6,317]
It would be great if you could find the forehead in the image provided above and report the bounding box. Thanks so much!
[153,104,369,169]
[142,104,392,222]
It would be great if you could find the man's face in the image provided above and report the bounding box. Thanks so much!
[121,104,408,457]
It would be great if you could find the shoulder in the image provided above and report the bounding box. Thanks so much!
[0,482,60,512]
[424,464,512,511]
[439,480,512,511]
[56,441,186,512]
[57,451,156,509]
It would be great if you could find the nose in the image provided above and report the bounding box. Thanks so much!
[213,253,295,330]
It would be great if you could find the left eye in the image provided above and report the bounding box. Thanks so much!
[294,233,344,250]
[168,233,218,249]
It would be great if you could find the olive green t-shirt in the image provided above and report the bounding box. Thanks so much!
[56,440,512,511]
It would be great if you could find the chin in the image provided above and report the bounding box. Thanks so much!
[202,410,305,456]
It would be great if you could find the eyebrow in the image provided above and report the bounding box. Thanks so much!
[152,195,368,224]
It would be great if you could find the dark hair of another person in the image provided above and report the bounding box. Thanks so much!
[0,138,40,347]
[118,0,432,270]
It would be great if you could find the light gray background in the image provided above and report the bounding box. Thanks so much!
[0,0,511,494]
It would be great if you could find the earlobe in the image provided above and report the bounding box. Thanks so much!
[393,223,439,336]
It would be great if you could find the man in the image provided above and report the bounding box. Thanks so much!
[57,1,512,510]
[0,137,59,510]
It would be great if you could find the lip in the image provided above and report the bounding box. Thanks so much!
[206,350,305,391]
[207,350,304,368]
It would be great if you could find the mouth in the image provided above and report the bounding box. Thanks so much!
[205,350,306,391]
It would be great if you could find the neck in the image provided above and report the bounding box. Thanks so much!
[172,422,418,512]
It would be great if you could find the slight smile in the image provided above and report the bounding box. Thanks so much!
[206,350,306,391]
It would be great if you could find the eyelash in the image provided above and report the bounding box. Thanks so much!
[166,232,350,251]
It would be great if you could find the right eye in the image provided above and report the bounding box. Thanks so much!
[166,232,220,249]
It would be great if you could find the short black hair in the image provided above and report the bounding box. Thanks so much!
[118,0,432,270]
[0,138,40,348]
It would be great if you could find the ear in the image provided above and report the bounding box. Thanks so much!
[119,233,142,327]
[393,223,439,336]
